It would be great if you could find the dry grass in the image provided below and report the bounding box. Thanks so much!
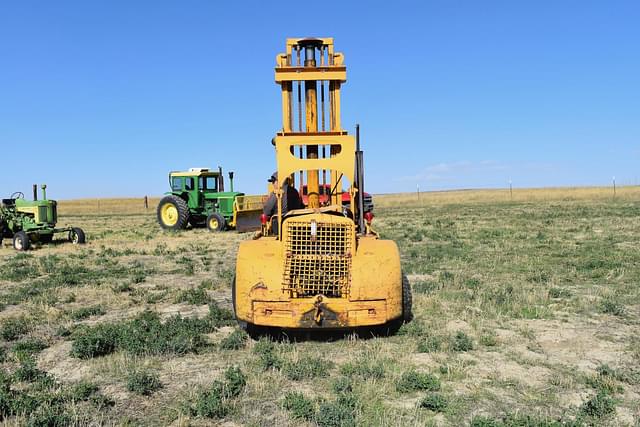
[1,186,639,426]
[374,185,640,207]
[57,198,161,216]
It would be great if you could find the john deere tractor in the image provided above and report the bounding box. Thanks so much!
[157,167,265,232]
[0,185,86,251]
[233,38,411,333]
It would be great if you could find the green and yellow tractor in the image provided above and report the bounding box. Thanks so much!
[0,185,86,251]
[157,167,266,232]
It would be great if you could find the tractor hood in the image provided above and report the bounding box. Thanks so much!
[203,191,244,199]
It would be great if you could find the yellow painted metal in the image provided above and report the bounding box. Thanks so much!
[234,214,402,328]
[230,195,267,230]
[169,171,218,178]
[274,135,355,186]
[209,217,219,229]
[160,204,178,226]
[233,37,403,330]
[281,81,293,132]
[275,68,347,83]
[234,195,267,212]
[305,70,320,208]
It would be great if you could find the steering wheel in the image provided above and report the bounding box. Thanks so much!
[10,191,24,199]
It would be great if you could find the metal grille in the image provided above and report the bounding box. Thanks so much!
[283,220,353,297]
[38,206,48,223]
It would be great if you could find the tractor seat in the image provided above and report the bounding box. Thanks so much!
[2,199,15,207]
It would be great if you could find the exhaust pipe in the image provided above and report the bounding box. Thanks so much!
[33,184,38,201]
[355,124,365,233]
[218,166,224,192]
[229,171,234,192]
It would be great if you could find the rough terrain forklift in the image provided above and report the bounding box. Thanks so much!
[233,38,411,332]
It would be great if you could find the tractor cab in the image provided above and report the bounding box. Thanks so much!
[169,168,223,207]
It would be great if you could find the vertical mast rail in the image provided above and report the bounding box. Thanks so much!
[275,38,349,210]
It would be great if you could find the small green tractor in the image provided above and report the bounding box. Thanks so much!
[157,167,265,232]
[0,185,86,251]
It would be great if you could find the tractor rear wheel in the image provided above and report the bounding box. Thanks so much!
[402,273,413,323]
[157,195,189,230]
[13,231,30,251]
[69,228,86,244]
[206,213,226,232]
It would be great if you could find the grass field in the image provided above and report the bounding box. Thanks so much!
[1,187,639,426]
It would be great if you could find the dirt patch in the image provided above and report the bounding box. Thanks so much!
[524,318,631,372]
[38,341,90,382]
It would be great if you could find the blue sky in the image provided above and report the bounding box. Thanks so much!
[1,1,638,199]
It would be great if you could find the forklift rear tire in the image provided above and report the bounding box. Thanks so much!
[231,274,247,330]
[13,231,30,251]
[206,213,226,232]
[157,195,190,230]
[402,273,413,323]
[69,227,86,244]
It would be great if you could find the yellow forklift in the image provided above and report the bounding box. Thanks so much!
[233,38,411,332]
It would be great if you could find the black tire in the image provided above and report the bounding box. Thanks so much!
[69,227,86,244]
[157,195,189,230]
[13,231,30,251]
[402,273,413,323]
[39,234,53,244]
[231,274,248,331]
[206,213,226,232]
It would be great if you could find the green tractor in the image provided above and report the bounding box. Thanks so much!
[157,167,265,232]
[0,184,86,251]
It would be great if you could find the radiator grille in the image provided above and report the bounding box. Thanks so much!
[283,220,353,297]
[38,206,48,223]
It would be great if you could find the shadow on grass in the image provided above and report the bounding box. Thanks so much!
[244,319,405,342]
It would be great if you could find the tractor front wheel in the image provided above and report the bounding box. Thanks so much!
[69,228,86,244]
[157,195,189,230]
[206,213,226,232]
[13,231,30,251]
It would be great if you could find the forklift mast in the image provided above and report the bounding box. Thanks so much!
[274,38,365,232]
